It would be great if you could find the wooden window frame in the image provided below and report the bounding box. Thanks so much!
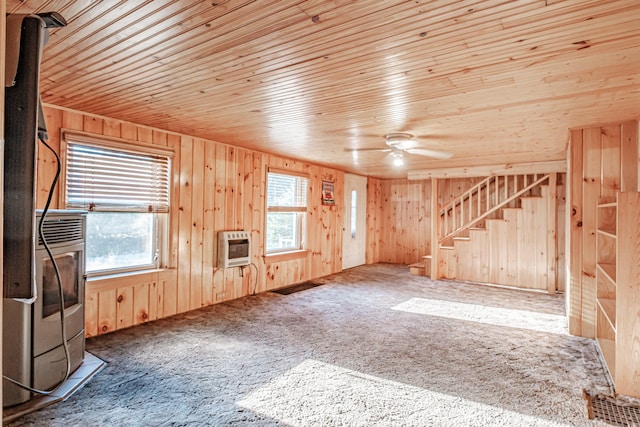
[61,130,173,276]
[265,168,309,255]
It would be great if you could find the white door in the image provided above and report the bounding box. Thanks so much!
[342,173,367,270]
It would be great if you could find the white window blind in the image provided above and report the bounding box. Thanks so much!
[65,140,171,213]
[267,172,308,211]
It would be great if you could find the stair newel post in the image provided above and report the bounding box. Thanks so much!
[466,191,469,224]
[431,178,439,279]
[486,178,490,212]
[477,184,481,219]
[490,179,493,212]
[493,175,498,207]
[443,205,447,238]
[503,175,508,204]
[471,190,474,223]
[461,193,465,230]
[546,173,558,294]
[470,190,473,223]
[453,198,457,233]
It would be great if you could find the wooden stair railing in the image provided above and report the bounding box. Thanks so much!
[439,173,550,244]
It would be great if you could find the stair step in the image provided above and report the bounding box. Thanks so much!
[440,245,455,250]
[439,173,550,248]
[409,262,426,276]
[422,255,432,259]
[469,227,487,232]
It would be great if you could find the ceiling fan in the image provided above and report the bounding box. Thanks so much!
[344,133,453,165]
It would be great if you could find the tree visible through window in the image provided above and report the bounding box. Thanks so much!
[266,171,308,253]
[63,133,172,275]
[85,212,155,272]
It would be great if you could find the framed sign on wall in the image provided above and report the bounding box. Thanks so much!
[322,180,335,205]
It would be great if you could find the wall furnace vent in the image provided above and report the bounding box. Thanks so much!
[217,231,251,268]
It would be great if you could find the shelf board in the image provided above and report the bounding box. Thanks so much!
[597,298,617,331]
[597,337,616,380]
[596,228,617,239]
[597,263,617,283]
[597,200,617,208]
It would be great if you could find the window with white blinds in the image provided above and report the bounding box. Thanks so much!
[267,172,308,210]
[62,132,173,275]
[266,171,308,253]
[65,140,171,213]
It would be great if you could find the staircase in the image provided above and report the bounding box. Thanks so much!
[410,173,557,292]
[439,173,549,246]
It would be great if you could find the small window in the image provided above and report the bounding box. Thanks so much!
[351,189,357,238]
[266,171,308,253]
[63,132,172,275]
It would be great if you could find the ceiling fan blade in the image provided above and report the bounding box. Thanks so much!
[344,147,392,152]
[413,134,453,140]
[355,133,383,138]
[338,131,383,138]
[405,148,453,159]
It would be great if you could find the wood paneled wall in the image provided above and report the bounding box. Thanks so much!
[1,2,6,417]
[365,177,382,264]
[438,177,486,208]
[34,104,577,337]
[366,178,431,265]
[567,121,638,338]
[439,182,560,291]
[39,105,344,336]
[367,174,566,290]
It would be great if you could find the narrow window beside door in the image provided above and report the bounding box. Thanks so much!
[351,189,357,238]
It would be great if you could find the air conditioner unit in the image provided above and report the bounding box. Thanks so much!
[217,231,251,268]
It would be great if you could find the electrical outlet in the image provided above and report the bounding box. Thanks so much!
[216,292,226,300]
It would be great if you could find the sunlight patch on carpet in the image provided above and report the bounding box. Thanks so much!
[392,298,567,335]
[237,359,572,426]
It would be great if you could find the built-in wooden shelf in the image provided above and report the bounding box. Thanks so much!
[595,192,640,398]
[596,228,616,239]
[596,263,617,284]
[597,202,618,240]
[597,201,617,208]
[596,297,616,331]
[597,337,616,379]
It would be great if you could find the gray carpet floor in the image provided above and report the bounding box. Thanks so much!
[7,264,613,426]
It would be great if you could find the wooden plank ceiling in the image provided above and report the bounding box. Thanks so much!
[8,0,640,178]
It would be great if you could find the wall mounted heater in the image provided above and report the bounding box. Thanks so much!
[217,231,251,268]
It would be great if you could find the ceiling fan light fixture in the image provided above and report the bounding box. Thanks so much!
[345,131,452,166]
[385,132,413,145]
[391,150,404,166]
